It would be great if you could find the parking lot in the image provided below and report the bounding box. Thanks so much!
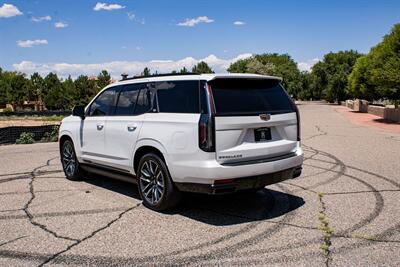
[0,102,399,266]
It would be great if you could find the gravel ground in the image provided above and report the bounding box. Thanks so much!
[0,102,399,266]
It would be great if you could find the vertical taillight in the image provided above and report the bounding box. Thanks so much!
[292,101,301,141]
[199,84,215,152]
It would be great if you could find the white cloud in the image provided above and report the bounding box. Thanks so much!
[297,58,320,72]
[0,3,23,18]
[17,39,48,48]
[12,53,253,79]
[127,12,145,24]
[32,15,51,22]
[233,21,245,26]
[94,2,125,11]
[54,22,68,28]
[127,12,135,20]
[177,16,214,27]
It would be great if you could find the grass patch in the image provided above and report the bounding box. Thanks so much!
[0,115,64,121]
[351,233,377,241]
[316,192,334,264]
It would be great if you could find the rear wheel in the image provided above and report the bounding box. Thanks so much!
[60,139,85,181]
[137,153,181,211]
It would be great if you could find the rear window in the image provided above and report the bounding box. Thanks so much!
[209,78,294,116]
[156,81,199,113]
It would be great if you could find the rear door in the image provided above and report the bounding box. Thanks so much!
[209,78,298,165]
[104,82,152,170]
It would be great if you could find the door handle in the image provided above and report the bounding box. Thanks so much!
[96,124,104,131]
[127,125,137,132]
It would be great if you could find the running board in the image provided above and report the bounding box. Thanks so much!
[80,162,136,184]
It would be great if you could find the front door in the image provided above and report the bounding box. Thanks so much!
[81,87,118,165]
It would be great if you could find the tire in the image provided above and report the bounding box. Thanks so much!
[60,139,85,181]
[137,153,181,211]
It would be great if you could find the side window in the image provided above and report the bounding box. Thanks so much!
[114,84,141,116]
[200,80,208,114]
[135,88,152,114]
[134,86,153,115]
[88,87,117,116]
[156,80,199,113]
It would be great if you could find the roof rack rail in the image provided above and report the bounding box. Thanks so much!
[120,72,200,81]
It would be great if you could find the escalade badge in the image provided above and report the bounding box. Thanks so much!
[260,114,271,121]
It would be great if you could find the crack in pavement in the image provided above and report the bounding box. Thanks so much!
[14,155,143,267]
[22,157,79,242]
[304,125,328,141]
[333,234,400,244]
[0,236,27,248]
[317,192,333,267]
[39,203,141,267]
[0,206,133,220]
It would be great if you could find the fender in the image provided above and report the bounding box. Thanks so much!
[131,138,169,173]
[59,129,82,159]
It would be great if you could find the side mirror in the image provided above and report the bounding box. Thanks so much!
[72,105,85,120]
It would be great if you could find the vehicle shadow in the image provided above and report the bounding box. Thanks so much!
[84,175,304,226]
[175,189,304,226]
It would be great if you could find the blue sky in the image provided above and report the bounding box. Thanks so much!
[1,0,399,78]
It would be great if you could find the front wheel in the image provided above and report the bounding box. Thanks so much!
[60,139,85,181]
[137,153,181,211]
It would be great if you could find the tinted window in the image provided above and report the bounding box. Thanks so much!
[114,84,141,115]
[88,87,117,116]
[209,79,294,116]
[200,80,208,114]
[135,86,154,114]
[156,81,199,113]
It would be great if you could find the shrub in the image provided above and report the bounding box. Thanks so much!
[41,127,59,142]
[3,107,13,115]
[16,132,35,144]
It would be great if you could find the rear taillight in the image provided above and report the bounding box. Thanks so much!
[199,84,215,152]
[291,101,301,141]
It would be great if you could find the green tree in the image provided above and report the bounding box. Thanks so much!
[62,76,76,108]
[192,61,214,74]
[179,67,188,74]
[43,73,67,110]
[297,71,313,100]
[348,56,376,100]
[309,50,362,103]
[309,62,327,100]
[0,68,8,105]
[142,67,151,77]
[96,70,111,90]
[228,53,302,98]
[73,75,97,106]
[369,23,400,107]
[30,72,45,102]
[5,72,30,108]
[348,24,400,106]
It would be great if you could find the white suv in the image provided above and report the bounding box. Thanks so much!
[59,73,303,211]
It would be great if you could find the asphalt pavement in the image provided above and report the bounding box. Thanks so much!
[0,102,399,266]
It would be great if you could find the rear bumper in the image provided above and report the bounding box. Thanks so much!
[175,166,302,194]
[169,147,303,184]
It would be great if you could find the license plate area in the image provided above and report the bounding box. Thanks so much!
[254,127,271,142]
